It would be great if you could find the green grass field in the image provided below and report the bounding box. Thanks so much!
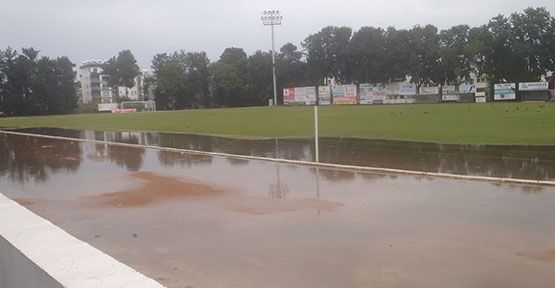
[1,103,554,145]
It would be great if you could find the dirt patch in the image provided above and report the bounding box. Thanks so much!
[83,171,343,215]
[516,250,555,262]
[14,198,37,206]
[87,171,226,208]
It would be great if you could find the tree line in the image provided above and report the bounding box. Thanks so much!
[1,7,554,115]
[0,48,77,116]
[152,7,555,109]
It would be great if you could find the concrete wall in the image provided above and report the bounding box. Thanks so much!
[0,236,64,288]
[0,193,165,288]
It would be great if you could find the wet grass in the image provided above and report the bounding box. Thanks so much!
[1,102,555,145]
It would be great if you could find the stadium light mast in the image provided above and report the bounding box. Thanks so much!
[261,10,282,106]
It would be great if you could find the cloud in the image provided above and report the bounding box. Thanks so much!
[0,0,552,68]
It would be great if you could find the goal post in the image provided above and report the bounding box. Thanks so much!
[120,101,156,112]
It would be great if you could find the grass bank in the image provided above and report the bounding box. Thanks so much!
[1,103,554,145]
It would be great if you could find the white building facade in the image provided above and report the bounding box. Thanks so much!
[80,61,153,104]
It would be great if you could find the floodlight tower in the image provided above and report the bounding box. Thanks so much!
[261,10,283,106]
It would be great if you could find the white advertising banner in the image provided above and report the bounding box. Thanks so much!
[494,83,516,101]
[98,103,119,112]
[399,83,417,95]
[283,87,317,105]
[359,84,373,104]
[386,82,402,96]
[475,82,487,89]
[458,83,476,94]
[442,95,460,101]
[519,82,548,91]
[419,86,439,95]
[441,85,458,101]
[332,84,357,105]
[318,86,331,105]
[372,83,388,103]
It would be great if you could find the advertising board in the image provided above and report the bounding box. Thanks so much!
[359,84,373,104]
[399,83,417,95]
[458,83,476,94]
[519,82,548,91]
[494,83,516,100]
[283,87,317,105]
[419,86,439,95]
[332,84,357,105]
[318,86,331,105]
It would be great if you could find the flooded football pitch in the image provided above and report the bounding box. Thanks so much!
[1,131,555,288]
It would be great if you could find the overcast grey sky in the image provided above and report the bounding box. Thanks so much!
[0,0,553,69]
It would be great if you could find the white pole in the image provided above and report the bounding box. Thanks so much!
[314,106,319,163]
[271,24,277,106]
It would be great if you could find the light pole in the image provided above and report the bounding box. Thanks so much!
[261,10,282,106]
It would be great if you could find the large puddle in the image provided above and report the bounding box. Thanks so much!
[1,132,555,287]
[7,127,555,181]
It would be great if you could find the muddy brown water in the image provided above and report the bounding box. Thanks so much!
[1,132,555,288]
[8,127,555,181]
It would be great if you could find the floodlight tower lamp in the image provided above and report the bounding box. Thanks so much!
[261,10,283,106]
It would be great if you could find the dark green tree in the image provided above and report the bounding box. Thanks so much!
[102,50,140,100]
[302,26,352,83]
[245,50,273,106]
[438,25,472,85]
[345,26,386,83]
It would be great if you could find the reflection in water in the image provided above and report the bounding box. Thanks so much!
[0,133,82,183]
[269,163,289,200]
[159,151,212,168]
[10,127,555,181]
[83,131,145,171]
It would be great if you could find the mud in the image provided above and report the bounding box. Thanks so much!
[1,132,555,288]
[517,250,555,262]
[84,171,343,215]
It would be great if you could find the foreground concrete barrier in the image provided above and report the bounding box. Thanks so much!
[0,193,165,288]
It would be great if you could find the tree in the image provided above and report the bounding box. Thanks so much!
[102,50,140,100]
[151,53,187,110]
[383,27,412,81]
[438,25,472,85]
[407,24,441,84]
[510,7,554,81]
[219,47,248,74]
[184,52,211,107]
[151,51,211,109]
[302,26,352,83]
[245,50,273,106]
[210,62,243,107]
[345,26,386,84]
[0,47,76,116]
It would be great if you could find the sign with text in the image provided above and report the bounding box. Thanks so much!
[283,87,317,105]
[494,83,516,100]
[399,83,417,95]
[519,82,548,91]
[332,84,357,105]
[359,84,373,104]
[441,85,458,101]
[419,86,439,95]
[458,83,476,94]
[318,86,331,105]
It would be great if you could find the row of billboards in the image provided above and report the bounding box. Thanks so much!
[494,82,549,101]
[283,81,550,105]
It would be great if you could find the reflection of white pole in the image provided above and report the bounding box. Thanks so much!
[316,167,320,215]
[314,106,319,163]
